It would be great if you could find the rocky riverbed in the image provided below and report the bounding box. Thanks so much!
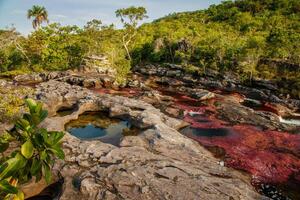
[1,64,299,200]
[33,80,264,200]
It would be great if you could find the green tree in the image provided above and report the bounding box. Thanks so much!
[27,5,49,30]
[84,19,102,31]
[116,6,148,60]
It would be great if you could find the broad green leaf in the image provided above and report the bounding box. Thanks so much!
[15,119,30,132]
[40,150,47,160]
[0,179,18,194]
[14,190,25,200]
[15,153,27,169]
[49,145,65,159]
[21,140,34,159]
[30,158,42,175]
[35,103,42,114]
[39,110,48,122]
[25,98,37,114]
[0,154,26,180]
[43,163,51,184]
[7,190,25,200]
[51,131,65,145]
[35,171,42,183]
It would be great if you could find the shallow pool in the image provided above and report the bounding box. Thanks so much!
[65,112,138,146]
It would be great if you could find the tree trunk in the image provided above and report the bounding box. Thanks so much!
[123,42,132,61]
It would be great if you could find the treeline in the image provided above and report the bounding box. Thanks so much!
[134,0,300,75]
[0,0,299,96]
[0,23,129,80]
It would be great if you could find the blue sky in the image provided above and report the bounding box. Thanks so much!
[0,0,222,35]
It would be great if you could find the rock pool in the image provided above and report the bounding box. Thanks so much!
[65,112,138,146]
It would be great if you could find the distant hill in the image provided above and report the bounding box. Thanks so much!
[131,0,300,97]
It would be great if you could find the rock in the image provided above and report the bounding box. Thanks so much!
[14,73,43,84]
[253,79,278,91]
[101,77,113,88]
[33,81,265,200]
[243,98,262,108]
[166,70,182,77]
[83,78,102,88]
[165,107,182,118]
[127,80,140,88]
[0,79,8,87]
[193,90,216,101]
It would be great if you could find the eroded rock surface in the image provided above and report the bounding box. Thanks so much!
[34,81,265,200]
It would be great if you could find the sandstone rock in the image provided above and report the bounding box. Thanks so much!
[165,107,182,118]
[83,78,102,88]
[193,90,216,101]
[14,73,43,84]
[33,81,266,200]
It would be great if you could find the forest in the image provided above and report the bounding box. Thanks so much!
[0,0,300,97]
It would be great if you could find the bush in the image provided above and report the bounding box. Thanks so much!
[0,99,65,199]
[0,86,33,123]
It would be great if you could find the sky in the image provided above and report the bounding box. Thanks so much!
[0,0,222,35]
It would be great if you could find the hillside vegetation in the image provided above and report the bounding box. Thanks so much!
[0,0,299,96]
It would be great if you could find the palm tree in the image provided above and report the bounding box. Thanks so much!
[27,5,49,29]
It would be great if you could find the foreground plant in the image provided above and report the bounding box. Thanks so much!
[0,99,65,199]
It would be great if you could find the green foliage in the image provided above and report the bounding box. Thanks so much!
[1,1,300,97]
[116,6,148,60]
[0,86,33,123]
[0,99,65,199]
[131,0,300,97]
[0,22,131,80]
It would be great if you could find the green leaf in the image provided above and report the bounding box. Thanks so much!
[49,145,65,159]
[0,179,18,194]
[25,98,37,114]
[46,131,64,146]
[35,171,42,183]
[16,190,25,200]
[0,140,9,153]
[21,140,34,159]
[35,103,42,114]
[40,150,47,160]
[30,158,42,175]
[39,110,48,123]
[15,119,30,132]
[0,154,26,180]
[5,190,25,200]
[43,163,51,184]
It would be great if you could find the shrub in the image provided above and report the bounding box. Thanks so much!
[0,99,65,199]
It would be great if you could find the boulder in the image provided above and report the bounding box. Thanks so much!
[192,90,216,101]
[14,73,43,84]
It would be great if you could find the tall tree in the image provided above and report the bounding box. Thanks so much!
[116,6,147,60]
[27,5,49,30]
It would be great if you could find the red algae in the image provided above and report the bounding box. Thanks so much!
[91,84,300,198]
[193,126,300,184]
[165,89,300,199]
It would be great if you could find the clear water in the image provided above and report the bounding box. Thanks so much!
[181,127,231,137]
[65,112,138,146]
